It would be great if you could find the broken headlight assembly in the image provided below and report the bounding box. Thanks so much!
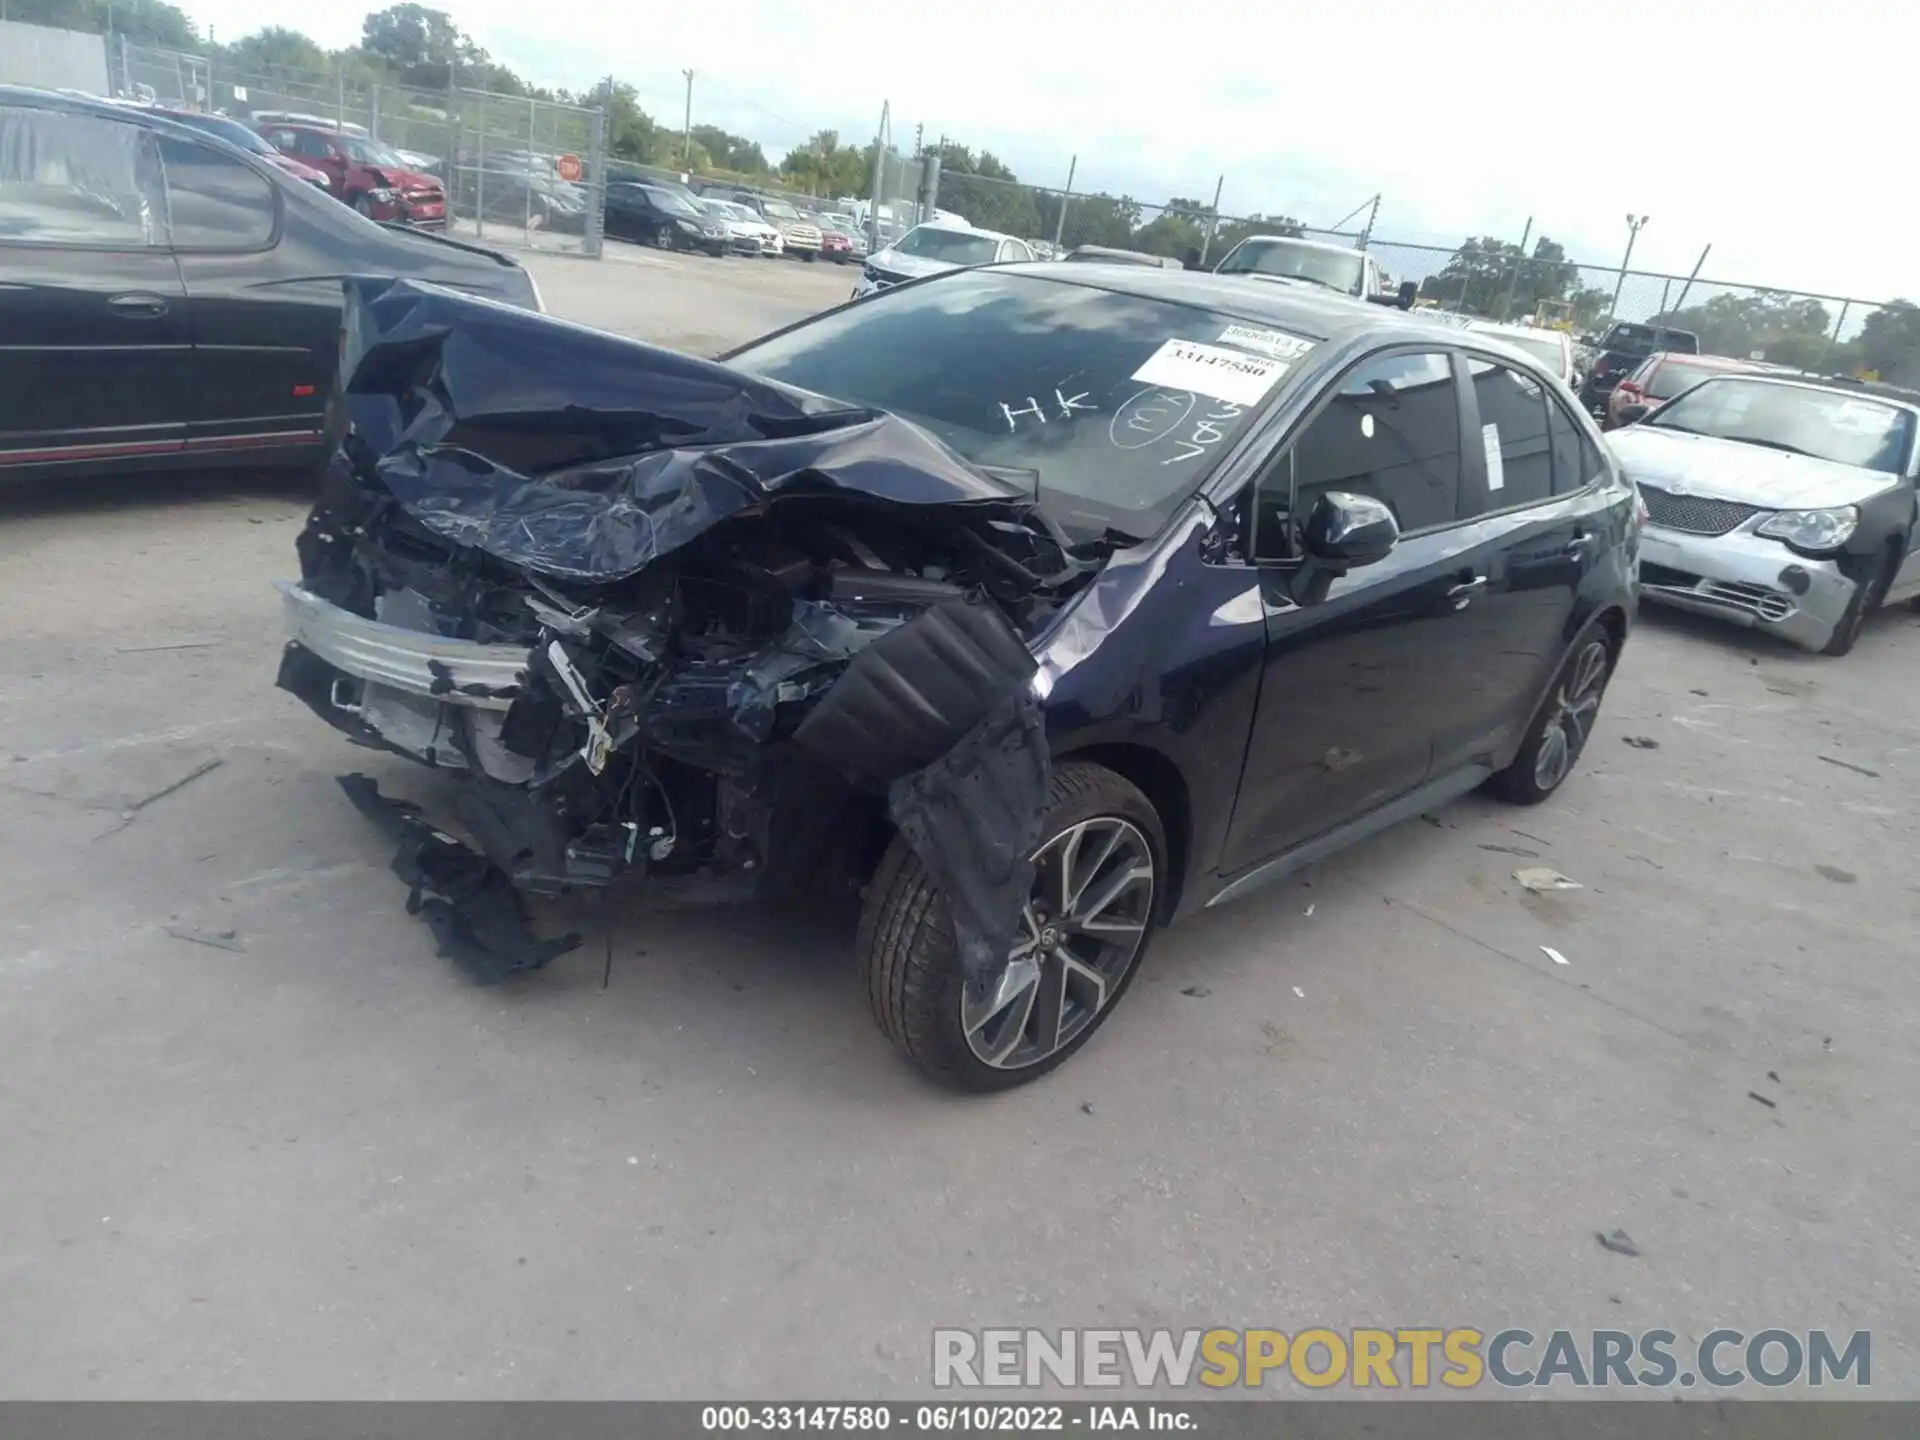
[1756,505,1858,555]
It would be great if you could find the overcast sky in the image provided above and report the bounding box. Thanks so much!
[188,0,1909,304]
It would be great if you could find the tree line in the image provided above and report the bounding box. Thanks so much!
[15,0,1919,370]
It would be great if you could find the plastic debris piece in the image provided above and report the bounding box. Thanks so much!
[1304,903,1315,917]
[1292,985,1306,998]
[1748,1091,1777,1109]
[1817,755,1879,779]
[1597,1228,1641,1257]
[164,925,245,953]
[1516,867,1582,892]
[1541,946,1570,966]
[1623,735,1660,749]
[1180,985,1211,998]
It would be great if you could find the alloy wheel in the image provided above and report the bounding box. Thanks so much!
[1532,640,1610,793]
[961,817,1155,1071]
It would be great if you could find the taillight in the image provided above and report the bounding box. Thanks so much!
[1618,380,1642,397]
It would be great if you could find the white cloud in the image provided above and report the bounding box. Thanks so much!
[188,0,1914,302]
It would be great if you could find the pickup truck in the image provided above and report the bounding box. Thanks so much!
[1577,321,1701,419]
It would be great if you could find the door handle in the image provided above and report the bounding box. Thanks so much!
[108,292,170,318]
[1562,531,1598,558]
[1446,575,1488,608]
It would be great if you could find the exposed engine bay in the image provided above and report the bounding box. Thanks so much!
[277,279,1108,990]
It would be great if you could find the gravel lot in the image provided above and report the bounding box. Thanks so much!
[3,249,1917,1399]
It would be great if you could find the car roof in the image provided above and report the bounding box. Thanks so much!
[1652,351,1751,367]
[994,263,1472,345]
[0,83,283,155]
[1465,319,1569,344]
[910,219,1017,241]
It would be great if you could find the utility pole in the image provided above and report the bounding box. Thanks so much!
[1497,215,1532,320]
[680,69,694,169]
[1611,213,1649,319]
[913,123,923,158]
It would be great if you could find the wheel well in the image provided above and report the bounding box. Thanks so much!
[1063,743,1192,921]
[1594,604,1627,656]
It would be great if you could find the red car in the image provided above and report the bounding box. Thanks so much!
[258,123,447,228]
[819,227,854,261]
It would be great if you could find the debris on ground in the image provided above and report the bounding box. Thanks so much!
[1515,867,1582,893]
[1748,1091,1778,1109]
[1690,688,1709,696]
[116,640,219,655]
[1814,864,1858,885]
[1623,735,1660,750]
[1080,1101,1094,1116]
[1292,986,1305,999]
[164,925,245,953]
[1304,903,1314,917]
[1596,1228,1641,1257]
[97,756,225,838]
[1180,985,1212,998]
[1816,755,1880,778]
[1479,843,1539,857]
[1420,813,1446,827]
[1767,1070,1781,1083]
[1541,946,1570,966]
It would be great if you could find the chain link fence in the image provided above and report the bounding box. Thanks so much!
[12,25,1909,371]
[103,41,606,256]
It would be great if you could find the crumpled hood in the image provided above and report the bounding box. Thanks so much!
[867,248,956,279]
[332,277,1034,583]
[1606,425,1898,509]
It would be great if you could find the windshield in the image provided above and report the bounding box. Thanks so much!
[341,136,406,168]
[893,226,999,265]
[1494,332,1568,371]
[1645,359,1730,400]
[1650,379,1913,470]
[726,270,1315,539]
[1604,323,1697,355]
[1215,238,1365,296]
[761,199,801,220]
[170,113,274,156]
[642,185,698,217]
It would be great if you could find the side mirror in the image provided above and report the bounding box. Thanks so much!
[1616,403,1652,426]
[1396,280,1418,309]
[1288,491,1399,605]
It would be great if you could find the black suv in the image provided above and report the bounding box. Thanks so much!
[278,266,1639,1090]
[1579,321,1701,419]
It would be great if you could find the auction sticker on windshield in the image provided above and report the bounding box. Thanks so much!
[1132,339,1289,407]
[1218,324,1315,362]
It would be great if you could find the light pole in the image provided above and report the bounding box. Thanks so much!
[680,70,694,170]
[1610,213,1648,319]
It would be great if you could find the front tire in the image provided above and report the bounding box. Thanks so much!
[653,222,675,249]
[859,761,1165,1092]
[350,192,374,216]
[1488,632,1615,805]
[1821,541,1902,656]
[802,249,817,263]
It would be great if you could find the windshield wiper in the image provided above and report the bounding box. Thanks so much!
[1730,436,1814,457]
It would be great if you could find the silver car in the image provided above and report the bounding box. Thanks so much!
[1607,375,1920,655]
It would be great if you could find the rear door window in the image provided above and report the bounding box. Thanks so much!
[1465,356,1553,510]
[0,105,167,247]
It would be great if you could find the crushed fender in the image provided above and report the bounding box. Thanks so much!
[280,279,1110,994]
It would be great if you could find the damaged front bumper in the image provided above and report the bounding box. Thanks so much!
[277,277,1103,995]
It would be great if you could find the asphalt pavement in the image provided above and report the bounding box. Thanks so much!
[1,248,1915,1399]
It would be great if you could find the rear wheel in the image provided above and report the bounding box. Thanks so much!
[350,192,374,216]
[859,761,1164,1092]
[1822,541,1903,656]
[1488,633,1615,805]
[653,222,675,249]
